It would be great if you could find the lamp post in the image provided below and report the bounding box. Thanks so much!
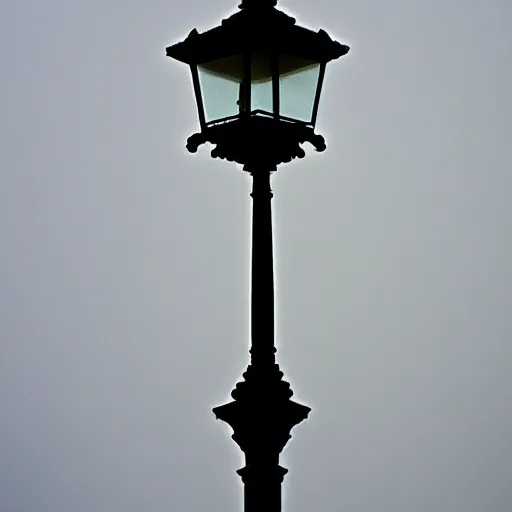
[166,1,349,511]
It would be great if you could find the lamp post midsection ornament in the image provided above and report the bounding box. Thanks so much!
[166,1,349,511]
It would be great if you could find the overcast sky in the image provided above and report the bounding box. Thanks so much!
[1,0,511,511]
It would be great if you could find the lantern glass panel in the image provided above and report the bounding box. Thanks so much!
[198,54,244,122]
[251,51,274,116]
[279,55,320,123]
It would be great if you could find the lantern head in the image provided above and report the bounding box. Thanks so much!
[166,1,349,168]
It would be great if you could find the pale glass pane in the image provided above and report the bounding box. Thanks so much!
[251,51,273,115]
[198,55,244,122]
[279,55,320,123]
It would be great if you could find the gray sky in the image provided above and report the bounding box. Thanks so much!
[1,0,511,511]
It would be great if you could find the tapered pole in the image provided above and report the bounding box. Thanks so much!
[250,167,276,366]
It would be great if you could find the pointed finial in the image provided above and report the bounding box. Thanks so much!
[239,0,277,8]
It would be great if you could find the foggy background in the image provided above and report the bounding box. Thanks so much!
[1,0,511,511]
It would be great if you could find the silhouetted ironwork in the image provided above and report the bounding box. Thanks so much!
[166,1,349,510]
[186,117,326,166]
[213,167,310,512]
[167,0,348,168]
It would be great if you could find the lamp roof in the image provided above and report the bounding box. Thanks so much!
[166,2,349,66]
[238,0,277,7]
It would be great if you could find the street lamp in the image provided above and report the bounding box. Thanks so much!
[167,0,348,167]
[166,1,349,511]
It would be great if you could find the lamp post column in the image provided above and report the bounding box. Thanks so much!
[213,163,310,512]
[249,166,276,367]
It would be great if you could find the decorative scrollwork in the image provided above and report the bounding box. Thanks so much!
[184,117,327,169]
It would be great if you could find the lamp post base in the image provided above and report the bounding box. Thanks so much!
[213,361,310,512]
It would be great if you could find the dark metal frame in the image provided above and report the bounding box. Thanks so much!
[311,62,326,127]
[204,111,311,128]
[271,50,280,120]
[190,64,206,128]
